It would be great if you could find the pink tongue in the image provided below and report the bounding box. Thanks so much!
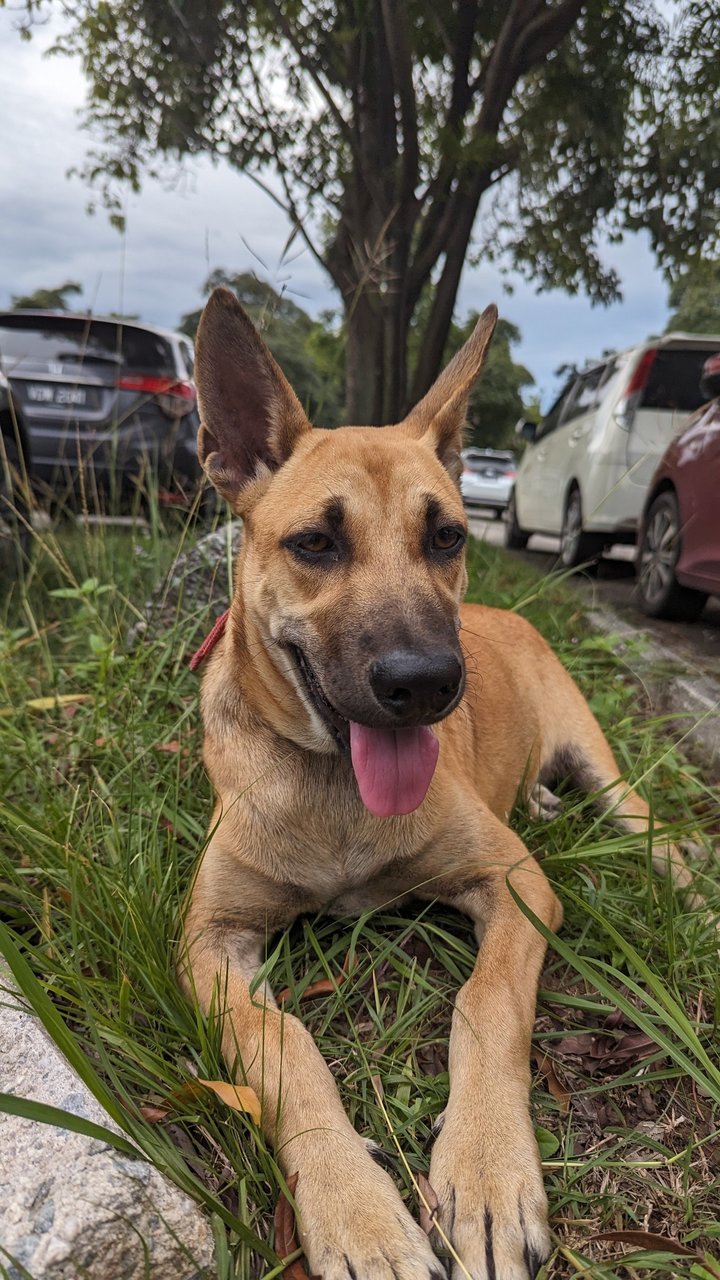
[349,722,439,817]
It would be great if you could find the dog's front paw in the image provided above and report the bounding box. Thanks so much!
[429,1112,551,1279]
[292,1139,445,1280]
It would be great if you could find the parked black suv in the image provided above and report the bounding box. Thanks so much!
[1,367,32,568]
[0,311,204,511]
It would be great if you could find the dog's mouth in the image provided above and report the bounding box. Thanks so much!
[288,643,350,752]
[287,644,440,819]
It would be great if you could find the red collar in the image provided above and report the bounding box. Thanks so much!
[188,609,230,672]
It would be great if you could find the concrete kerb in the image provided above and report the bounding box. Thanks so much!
[585,605,720,781]
[0,964,216,1280]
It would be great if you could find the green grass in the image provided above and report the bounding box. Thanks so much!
[1,522,719,1279]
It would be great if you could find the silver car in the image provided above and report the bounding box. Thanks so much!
[460,448,516,517]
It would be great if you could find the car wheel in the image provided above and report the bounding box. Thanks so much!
[637,491,707,621]
[558,487,604,570]
[504,491,530,549]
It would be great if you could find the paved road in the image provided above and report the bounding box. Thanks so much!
[467,509,720,677]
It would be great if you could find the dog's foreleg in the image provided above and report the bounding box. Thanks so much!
[420,827,562,1280]
[180,871,444,1280]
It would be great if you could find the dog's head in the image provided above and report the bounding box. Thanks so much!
[195,288,497,816]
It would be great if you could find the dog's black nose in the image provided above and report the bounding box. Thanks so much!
[370,648,463,720]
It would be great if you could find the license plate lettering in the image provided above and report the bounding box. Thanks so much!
[27,385,88,406]
[56,387,87,406]
[27,385,55,403]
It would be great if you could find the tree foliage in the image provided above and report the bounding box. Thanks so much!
[462,317,535,449]
[11,281,83,310]
[408,292,534,446]
[18,1,720,421]
[181,270,532,436]
[665,260,720,334]
[181,271,344,426]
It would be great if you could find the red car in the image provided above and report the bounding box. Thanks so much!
[637,353,720,620]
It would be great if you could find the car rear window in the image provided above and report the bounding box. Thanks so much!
[464,450,515,466]
[0,315,175,375]
[641,348,718,413]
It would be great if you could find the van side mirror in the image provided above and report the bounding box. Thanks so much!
[515,418,537,442]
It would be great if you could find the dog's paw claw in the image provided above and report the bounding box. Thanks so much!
[431,1109,446,1137]
[430,1118,551,1280]
[293,1139,443,1280]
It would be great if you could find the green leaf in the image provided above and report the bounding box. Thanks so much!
[535,1125,560,1159]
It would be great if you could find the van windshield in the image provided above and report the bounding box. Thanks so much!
[641,348,719,414]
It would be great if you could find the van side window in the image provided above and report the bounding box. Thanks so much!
[180,340,195,378]
[536,378,577,440]
[563,365,606,423]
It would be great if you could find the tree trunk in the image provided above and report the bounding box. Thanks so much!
[343,287,385,424]
[409,174,492,407]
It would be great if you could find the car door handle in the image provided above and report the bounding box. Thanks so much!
[569,429,583,443]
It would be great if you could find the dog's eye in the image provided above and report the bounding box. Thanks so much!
[432,526,464,552]
[294,531,335,555]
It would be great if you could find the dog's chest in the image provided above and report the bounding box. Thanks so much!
[276,810,414,900]
[244,757,422,901]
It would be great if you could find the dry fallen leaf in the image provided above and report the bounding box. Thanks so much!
[533,1050,571,1114]
[590,1228,699,1257]
[140,1103,171,1124]
[274,1173,311,1278]
[277,951,357,1005]
[417,1172,439,1236]
[140,1079,259,1125]
[196,1078,262,1125]
[0,693,93,717]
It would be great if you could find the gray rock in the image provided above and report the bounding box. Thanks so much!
[127,520,242,651]
[0,969,216,1279]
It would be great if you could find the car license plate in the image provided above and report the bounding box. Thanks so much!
[26,384,89,407]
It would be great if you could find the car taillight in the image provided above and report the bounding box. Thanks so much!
[625,348,657,398]
[613,348,656,431]
[503,469,517,479]
[117,374,196,418]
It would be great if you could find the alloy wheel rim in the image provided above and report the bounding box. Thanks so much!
[639,505,679,604]
[561,496,581,562]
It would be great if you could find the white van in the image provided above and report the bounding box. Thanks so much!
[506,333,720,567]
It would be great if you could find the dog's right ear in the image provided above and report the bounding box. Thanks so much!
[195,287,311,504]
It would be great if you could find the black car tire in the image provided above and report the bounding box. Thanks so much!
[504,491,530,549]
[558,487,605,570]
[637,491,707,621]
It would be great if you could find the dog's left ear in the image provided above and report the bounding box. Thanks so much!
[402,304,498,479]
[195,287,311,506]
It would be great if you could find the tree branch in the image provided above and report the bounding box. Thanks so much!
[379,0,419,208]
[242,60,337,285]
[447,0,480,131]
[261,0,355,150]
[516,0,587,73]
[409,0,585,316]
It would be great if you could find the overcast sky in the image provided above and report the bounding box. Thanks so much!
[0,7,671,408]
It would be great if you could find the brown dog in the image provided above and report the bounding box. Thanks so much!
[180,288,693,1280]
